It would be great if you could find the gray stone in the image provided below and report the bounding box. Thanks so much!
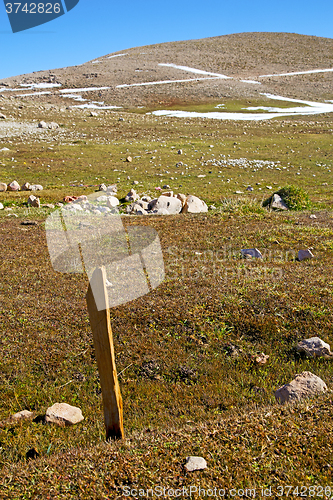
[106,184,117,194]
[185,456,207,472]
[125,188,139,202]
[45,403,84,426]
[241,248,263,259]
[27,195,40,208]
[298,249,314,261]
[0,182,7,192]
[96,195,108,202]
[296,337,333,359]
[7,180,20,191]
[106,196,120,208]
[148,195,182,215]
[30,184,43,191]
[270,193,288,211]
[9,410,34,423]
[275,371,327,404]
[21,182,31,191]
[133,180,139,185]
[182,195,208,214]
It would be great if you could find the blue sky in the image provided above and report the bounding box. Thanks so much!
[0,0,333,80]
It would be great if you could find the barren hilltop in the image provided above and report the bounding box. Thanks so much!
[1,32,333,108]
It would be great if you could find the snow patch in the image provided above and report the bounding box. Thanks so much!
[15,91,52,97]
[158,63,230,79]
[117,77,222,88]
[259,68,333,78]
[59,87,110,93]
[19,83,62,89]
[72,104,122,109]
[108,53,128,59]
[240,80,261,85]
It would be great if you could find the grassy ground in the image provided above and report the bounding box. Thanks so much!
[0,104,333,498]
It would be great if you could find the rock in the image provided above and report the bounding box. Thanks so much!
[152,208,170,215]
[106,184,117,194]
[252,353,269,365]
[0,182,7,192]
[133,180,139,185]
[0,114,6,119]
[141,195,152,202]
[184,456,207,472]
[126,156,132,162]
[125,188,139,202]
[246,186,254,191]
[0,147,10,151]
[208,205,216,210]
[96,195,108,202]
[7,180,20,191]
[182,195,208,214]
[235,191,243,194]
[30,184,43,191]
[178,149,183,154]
[63,196,78,203]
[127,203,148,215]
[275,371,327,404]
[99,183,107,191]
[148,195,182,215]
[90,111,98,117]
[8,410,34,424]
[296,337,333,359]
[241,248,263,259]
[310,214,317,219]
[106,196,120,208]
[162,191,173,197]
[45,403,84,426]
[298,249,314,261]
[162,184,170,189]
[270,193,288,211]
[21,182,31,191]
[176,193,187,207]
[21,220,38,226]
[48,122,59,130]
[27,195,40,208]
[41,203,55,209]
[0,203,3,210]
[38,121,48,129]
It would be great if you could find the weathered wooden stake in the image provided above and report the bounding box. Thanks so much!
[86,266,124,440]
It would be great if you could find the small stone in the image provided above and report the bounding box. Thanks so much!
[252,353,269,365]
[27,195,40,208]
[208,205,216,210]
[275,371,327,404]
[241,248,263,259]
[45,403,84,426]
[41,203,55,209]
[106,184,117,194]
[0,182,7,192]
[30,184,43,191]
[0,114,6,120]
[99,184,107,191]
[184,456,207,472]
[38,121,48,129]
[309,214,317,219]
[125,188,138,202]
[177,149,183,154]
[133,180,139,185]
[126,156,133,162]
[162,185,170,189]
[182,195,208,214]
[266,186,272,190]
[90,111,98,117]
[296,337,333,358]
[21,182,31,191]
[235,191,243,194]
[0,203,3,210]
[298,249,314,261]
[246,186,254,191]
[7,180,20,191]
[162,191,173,197]
[8,410,34,423]
[48,122,59,130]
[270,193,288,211]
[21,220,38,226]
[106,196,120,208]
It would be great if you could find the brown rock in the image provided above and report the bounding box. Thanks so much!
[45,403,84,426]
[7,180,20,191]
[27,195,40,208]
[0,182,7,192]
[21,182,31,191]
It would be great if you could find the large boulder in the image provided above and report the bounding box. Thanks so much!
[182,195,208,214]
[148,195,182,214]
[0,182,7,192]
[21,182,31,191]
[106,196,120,208]
[7,180,20,191]
[270,193,288,210]
[275,371,327,404]
[296,337,333,359]
[45,403,84,426]
[27,195,40,208]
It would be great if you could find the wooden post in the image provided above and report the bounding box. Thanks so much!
[86,266,124,440]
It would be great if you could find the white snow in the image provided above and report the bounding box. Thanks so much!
[259,68,333,78]
[108,54,128,59]
[116,77,222,88]
[150,92,333,121]
[92,60,101,64]
[240,80,261,85]
[61,94,88,102]
[72,104,122,109]
[15,91,52,97]
[158,63,230,79]
[59,87,110,93]
[19,83,62,89]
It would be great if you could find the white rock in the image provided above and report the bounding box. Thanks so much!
[99,184,107,191]
[148,195,182,214]
[185,456,207,472]
[182,195,208,214]
[107,196,120,208]
[96,195,108,202]
[298,249,314,261]
[38,121,48,129]
[106,184,117,194]
[27,195,40,208]
[98,206,111,213]
[296,337,333,358]
[0,182,7,192]
[7,180,20,191]
[30,184,43,191]
[48,122,59,130]
[310,214,317,219]
[270,193,288,211]
[275,371,327,404]
[9,410,34,423]
[152,208,170,215]
[125,188,139,202]
[241,248,263,259]
[45,403,84,426]
[0,203,3,210]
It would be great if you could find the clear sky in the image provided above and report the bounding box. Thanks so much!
[0,0,333,80]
